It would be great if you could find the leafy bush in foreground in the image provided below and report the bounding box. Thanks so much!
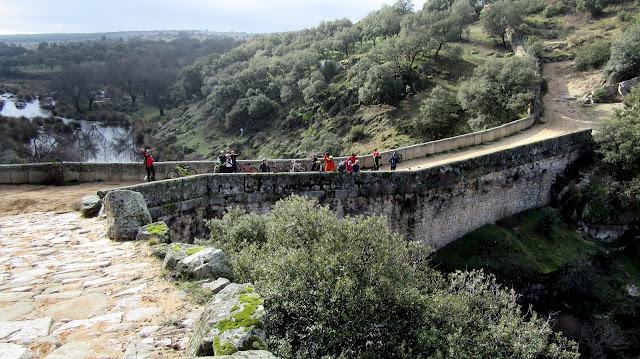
[202,195,578,359]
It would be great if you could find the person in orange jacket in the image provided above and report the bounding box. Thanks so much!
[324,153,335,172]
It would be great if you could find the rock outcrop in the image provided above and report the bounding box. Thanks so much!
[104,190,152,241]
[190,283,266,357]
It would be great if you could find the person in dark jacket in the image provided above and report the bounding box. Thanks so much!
[230,150,240,173]
[388,152,398,171]
[259,159,270,172]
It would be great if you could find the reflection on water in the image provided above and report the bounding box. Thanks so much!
[0,94,139,163]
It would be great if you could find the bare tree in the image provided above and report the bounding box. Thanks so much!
[107,54,144,108]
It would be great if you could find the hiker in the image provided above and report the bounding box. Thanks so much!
[346,159,353,173]
[352,160,360,173]
[337,160,346,172]
[230,150,240,173]
[259,159,270,172]
[217,151,226,172]
[388,152,399,171]
[142,148,155,182]
[348,153,358,166]
[311,157,321,171]
[225,153,233,173]
[372,148,381,171]
[324,153,335,172]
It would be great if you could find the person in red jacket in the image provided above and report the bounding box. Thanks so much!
[348,153,357,165]
[142,148,155,182]
[324,153,335,172]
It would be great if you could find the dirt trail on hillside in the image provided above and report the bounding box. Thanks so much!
[0,62,620,216]
[395,61,618,171]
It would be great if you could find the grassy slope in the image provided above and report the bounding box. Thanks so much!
[431,207,601,280]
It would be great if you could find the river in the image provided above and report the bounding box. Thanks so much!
[0,94,139,163]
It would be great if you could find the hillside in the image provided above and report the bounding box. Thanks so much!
[145,0,639,162]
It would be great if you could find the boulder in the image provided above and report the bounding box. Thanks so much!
[618,76,640,98]
[190,283,266,357]
[0,343,34,359]
[81,195,102,218]
[136,221,172,244]
[103,190,152,241]
[163,244,233,281]
[202,278,231,294]
[181,248,234,281]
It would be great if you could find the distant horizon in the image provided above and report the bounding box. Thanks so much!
[0,0,427,36]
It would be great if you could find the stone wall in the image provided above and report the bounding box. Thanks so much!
[0,116,534,184]
[99,130,593,250]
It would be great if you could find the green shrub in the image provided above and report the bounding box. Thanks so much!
[201,195,579,359]
[525,36,544,57]
[575,41,611,71]
[412,85,462,140]
[543,1,566,17]
[604,23,640,82]
[347,124,367,142]
[617,10,633,22]
[592,87,610,103]
[576,0,608,16]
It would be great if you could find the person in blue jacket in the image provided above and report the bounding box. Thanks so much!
[388,152,398,171]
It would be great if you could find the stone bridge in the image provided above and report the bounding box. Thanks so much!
[98,130,592,250]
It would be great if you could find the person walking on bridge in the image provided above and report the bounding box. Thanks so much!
[142,148,155,182]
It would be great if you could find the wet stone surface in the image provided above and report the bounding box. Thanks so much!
[0,212,203,358]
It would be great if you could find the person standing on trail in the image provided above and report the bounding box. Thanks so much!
[372,148,381,171]
[388,152,398,171]
[324,153,335,172]
[142,148,155,182]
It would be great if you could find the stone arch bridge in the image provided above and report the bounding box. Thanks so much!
[95,130,591,250]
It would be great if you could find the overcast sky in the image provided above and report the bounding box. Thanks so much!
[0,0,428,35]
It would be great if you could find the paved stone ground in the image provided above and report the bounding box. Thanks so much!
[0,211,203,358]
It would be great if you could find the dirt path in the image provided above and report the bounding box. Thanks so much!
[0,181,139,217]
[395,61,618,171]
